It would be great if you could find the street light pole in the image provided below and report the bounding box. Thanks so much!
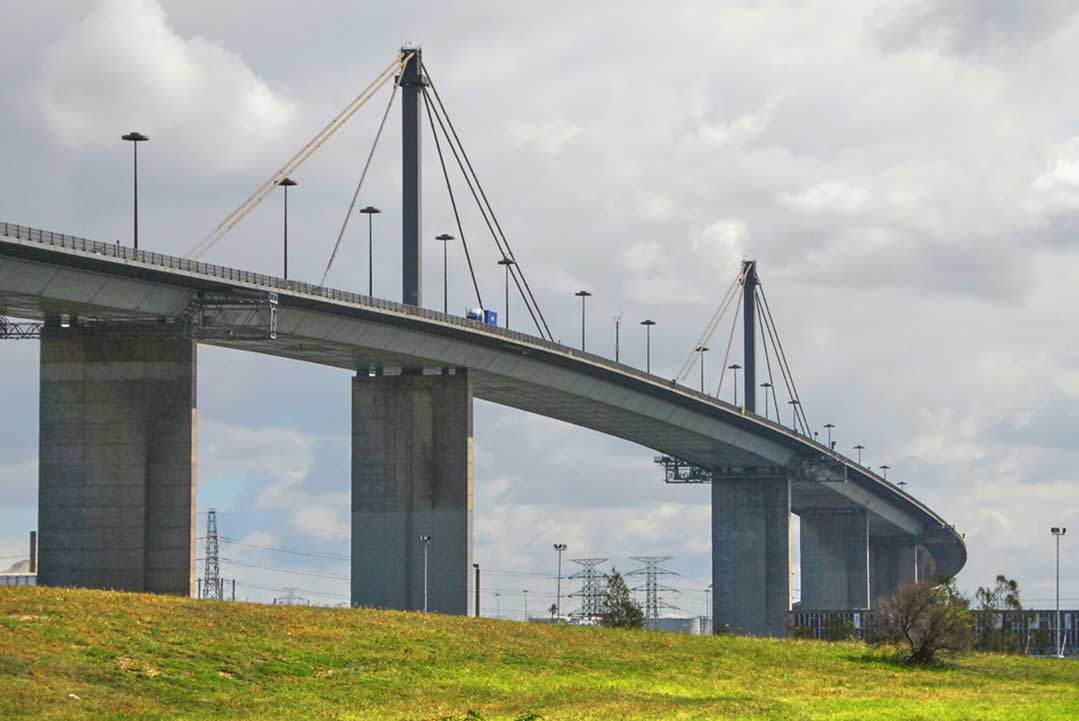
[696,346,709,393]
[278,178,298,279]
[359,206,381,296]
[473,562,480,618]
[435,234,454,313]
[523,589,529,621]
[553,543,567,620]
[641,319,656,373]
[788,399,800,432]
[761,382,772,420]
[824,423,835,448]
[729,364,742,406]
[880,464,890,480]
[1052,527,1067,657]
[498,258,516,328]
[854,444,865,465]
[575,291,591,350]
[705,584,712,634]
[121,132,149,250]
[418,534,432,612]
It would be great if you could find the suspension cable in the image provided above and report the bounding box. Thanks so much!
[714,284,743,400]
[676,265,745,383]
[421,89,484,309]
[187,53,407,260]
[422,84,547,336]
[422,64,554,341]
[756,296,782,421]
[320,79,399,286]
[757,289,799,430]
[758,283,809,432]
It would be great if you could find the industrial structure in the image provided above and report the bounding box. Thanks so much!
[0,48,966,636]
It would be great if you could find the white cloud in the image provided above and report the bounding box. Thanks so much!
[779,181,870,215]
[33,0,295,175]
[289,505,349,541]
[1028,137,1079,214]
[507,121,581,154]
[690,220,746,272]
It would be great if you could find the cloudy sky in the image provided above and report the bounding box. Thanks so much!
[2,0,1079,615]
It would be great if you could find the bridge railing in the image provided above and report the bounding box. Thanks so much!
[0,220,742,399]
[0,223,910,460]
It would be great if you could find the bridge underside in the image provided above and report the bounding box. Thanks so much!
[0,230,966,634]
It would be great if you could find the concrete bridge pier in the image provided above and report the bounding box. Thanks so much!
[712,473,791,636]
[37,328,197,595]
[799,509,870,610]
[350,369,473,614]
[869,537,920,607]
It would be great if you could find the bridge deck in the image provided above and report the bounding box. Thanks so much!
[0,221,965,578]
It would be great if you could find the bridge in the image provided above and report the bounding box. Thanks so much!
[0,49,965,636]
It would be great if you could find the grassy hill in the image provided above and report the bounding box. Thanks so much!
[1,587,1076,720]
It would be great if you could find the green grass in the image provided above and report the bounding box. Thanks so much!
[0,587,1076,720]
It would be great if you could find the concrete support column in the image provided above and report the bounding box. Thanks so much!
[37,330,196,595]
[351,370,472,614]
[712,474,791,636]
[799,509,869,610]
[869,537,919,608]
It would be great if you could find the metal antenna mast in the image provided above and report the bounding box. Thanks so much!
[202,508,223,600]
[568,558,607,623]
[628,556,679,631]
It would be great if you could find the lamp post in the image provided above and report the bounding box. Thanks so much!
[824,423,835,448]
[880,464,890,480]
[473,563,480,618]
[121,131,149,250]
[729,364,742,406]
[575,291,591,350]
[498,258,516,328]
[278,178,298,279]
[359,206,381,296]
[495,592,501,619]
[523,589,529,621]
[696,346,709,393]
[418,534,432,612]
[705,584,712,634]
[897,481,908,491]
[641,319,656,373]
[435,234,454,313]
[553,543,567,620]
[614,314,623,362]
[1052,527,1067,657]
[761,382,772,420]
[788,398,800,432]
[854,444,865,465]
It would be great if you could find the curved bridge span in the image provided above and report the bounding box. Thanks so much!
[0,223,965,635]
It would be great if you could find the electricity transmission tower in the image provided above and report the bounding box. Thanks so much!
[201,508,223,600]
[628,556,679,630]
[568,558,607,624]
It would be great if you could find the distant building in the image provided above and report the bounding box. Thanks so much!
[655,616,711,635]
[2,559,36,586]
